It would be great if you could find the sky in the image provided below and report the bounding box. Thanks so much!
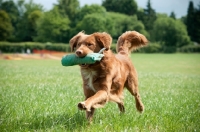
[30,0,199,18]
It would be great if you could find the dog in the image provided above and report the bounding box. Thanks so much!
[69,31,148,122]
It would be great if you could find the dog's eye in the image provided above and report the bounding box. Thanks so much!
[77,43,81,47]
[87,44,93,47]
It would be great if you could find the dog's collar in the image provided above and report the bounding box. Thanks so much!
[98,48,106,54]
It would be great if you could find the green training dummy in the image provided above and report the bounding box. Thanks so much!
[61,48,106,66]
[61,53,104,66]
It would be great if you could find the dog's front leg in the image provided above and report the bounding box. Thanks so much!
[86,108,95,122]
[78,90,108,111]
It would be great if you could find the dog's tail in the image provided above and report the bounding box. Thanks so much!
[116,31,148,54]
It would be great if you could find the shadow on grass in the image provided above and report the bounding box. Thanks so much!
[17,111,87,131]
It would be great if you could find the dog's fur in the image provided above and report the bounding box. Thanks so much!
[70,31,148,121]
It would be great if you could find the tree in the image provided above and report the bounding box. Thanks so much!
[0,0,20,26]
[143,0,156,31]
[170,11,176,19]
[56,0,79,21]
[27,10,42,38]
[102,0,138,15]
[186,1,200,43]
[186,1,195,42]
[105,12,149,41]
[34,6,70,43]
[193,5,200,43]
[75,13,114,35]
[71,4,108,37]
[152,16,191,52]
[76,4,106,21]
[0,10,13,40]
[15,0,43,41]
[137,0,156,40]
[0,0,21,41]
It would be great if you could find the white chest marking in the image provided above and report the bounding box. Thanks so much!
[82,70,97,92]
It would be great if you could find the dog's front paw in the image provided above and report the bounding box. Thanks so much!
[78,102,91,111]
[136,102,144,113]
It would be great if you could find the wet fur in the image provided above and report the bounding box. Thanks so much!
[69,31,148,122]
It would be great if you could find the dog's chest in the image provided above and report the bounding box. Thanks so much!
[81,70,97,92]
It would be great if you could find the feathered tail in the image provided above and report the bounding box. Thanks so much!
[116,31,148,54]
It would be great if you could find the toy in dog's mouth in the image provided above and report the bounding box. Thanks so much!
[61,48,106,67]
[77,55,89,68]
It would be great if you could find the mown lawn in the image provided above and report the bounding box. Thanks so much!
[0,54,200,132]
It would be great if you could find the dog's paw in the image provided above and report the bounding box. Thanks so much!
[136,102,144,113]
[78,102,86,110]
[78,102,91,111]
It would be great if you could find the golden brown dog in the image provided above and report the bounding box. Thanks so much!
[70,31,148,121]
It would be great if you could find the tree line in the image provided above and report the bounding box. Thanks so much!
[0,0,200,50]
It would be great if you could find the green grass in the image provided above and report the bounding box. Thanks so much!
[0,54,200,132]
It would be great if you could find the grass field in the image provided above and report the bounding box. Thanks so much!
[0,54,200,132]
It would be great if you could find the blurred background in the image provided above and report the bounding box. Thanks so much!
[0,0,200,54]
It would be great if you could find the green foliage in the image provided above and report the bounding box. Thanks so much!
[1,42,199,53]
[137,0,157,34]
[186,1,200,43]
[152,16,191,51]
[34,6,71,43]
[0,0,196,53]
[106,12,149,41]
[76,4,106,21]
[137,42,162,53]
[0,0,20,29]
[15,0,43,42]
[178,44,200,53]
[186,1,195,42]
[0,42,70,53]
[0,42,43,53]
[102,0,138,15]
[170,11,176,19]
[45,43,71,52]
[76,13,114,35]
[0,10,13,40]
[28,10,42,29]
[110,44,116,52]
[71,4,108,36]
[56,0,80,21]
[162,46,177,53]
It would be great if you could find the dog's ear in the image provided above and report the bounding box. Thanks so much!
[69,31,85,52]
[93,32,112,50]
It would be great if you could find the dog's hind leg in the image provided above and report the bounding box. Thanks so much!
[125,74,144,112]
[118,102,125,113]
[109,94,125,112]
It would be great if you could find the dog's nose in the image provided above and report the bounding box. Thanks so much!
[76,50,82,56]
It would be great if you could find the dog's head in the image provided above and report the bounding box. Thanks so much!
[70,31,112,58]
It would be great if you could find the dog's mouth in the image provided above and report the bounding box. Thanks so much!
[79,63,89,68]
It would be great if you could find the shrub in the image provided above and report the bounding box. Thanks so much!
[0,42,70,53]
[137,43,162,53]
[178,45,200,53]
[45,43,71,52]
[110,44,116,53]
[162,46,177,53]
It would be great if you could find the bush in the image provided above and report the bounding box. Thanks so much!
[137,43,162,53]
[45,43,71,52]
[178,45,200,53]
[162,46,177,53]
[110,44,116,53]
[1,42,199,54]
[0,42,70,53]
